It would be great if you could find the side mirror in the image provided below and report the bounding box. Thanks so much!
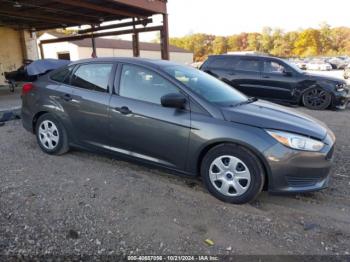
[283,70,293,77]
[161,93,186,109]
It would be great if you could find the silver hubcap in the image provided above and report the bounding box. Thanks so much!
[209,155,251,197]
[38,120,59,150]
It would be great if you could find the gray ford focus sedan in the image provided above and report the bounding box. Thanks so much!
[21,58,335,204]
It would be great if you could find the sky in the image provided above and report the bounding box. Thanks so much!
[166,0,350,37]
[118,0,350,42]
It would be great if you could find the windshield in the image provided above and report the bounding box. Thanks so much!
[163,65,247,106]
[283,59,304,74]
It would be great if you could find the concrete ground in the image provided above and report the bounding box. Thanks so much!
[0,108,350,258]
[0,85,21,112]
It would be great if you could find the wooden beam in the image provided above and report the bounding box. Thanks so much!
[132,18,140,57]
[0,10,93,25]
[78,18,153,34]
[160,13,169,60]
[40,26,164,44]
[54,0,147,18]
[110,0,167,14]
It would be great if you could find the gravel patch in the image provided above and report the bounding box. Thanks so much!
[0,107,349,257]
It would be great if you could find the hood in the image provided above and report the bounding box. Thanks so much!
[222,100,329,140]
[303,71,345,83]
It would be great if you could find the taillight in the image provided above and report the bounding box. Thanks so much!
[22,83,33,95]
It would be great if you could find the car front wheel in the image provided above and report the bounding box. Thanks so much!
[302,87,332,110]
[201,144,265,204]
[35,113,69,155]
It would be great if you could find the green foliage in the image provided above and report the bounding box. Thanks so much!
[170,25,350,61]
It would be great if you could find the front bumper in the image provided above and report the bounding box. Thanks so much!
[333,89,350,109]
[264,132,335,193]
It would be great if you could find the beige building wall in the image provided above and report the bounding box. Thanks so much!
[41,42,80,61]
[78,47,193,64]
[0,27,24,85]
[38,33,193,64]
[21,31,39,61]
[39,33,80,61]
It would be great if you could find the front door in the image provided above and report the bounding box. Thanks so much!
[258,60,297,102]
[108,64,191,170]
[229,58,262,98]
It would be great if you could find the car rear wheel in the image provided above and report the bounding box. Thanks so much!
[201,144,265,204]
[302,87,332,110]
[35,113,69,155]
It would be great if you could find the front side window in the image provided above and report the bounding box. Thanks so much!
[119,64,180,104]
[263,61,286,74]
[236,59,260,72]
[164,65,247,106]
[71,63,113,92]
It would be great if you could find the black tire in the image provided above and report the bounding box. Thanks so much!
[302,87,332,110]
[201,144,265,204]
[35,113,69,155]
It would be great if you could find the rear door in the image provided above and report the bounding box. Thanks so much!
[48,66,78,132]
[202,56,236,84]
[108,63,191,170]
[228,57,262,97]
[66,62,115,145]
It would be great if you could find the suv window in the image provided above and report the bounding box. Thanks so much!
[209,57,237,69]
[50,66,73,83]
[263,61,287,74]
[236,59,260,72]
[71,63,113,92]
[119,64,180,105]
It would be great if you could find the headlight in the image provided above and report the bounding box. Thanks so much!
[266,130,324,152]
[335,83,346,92]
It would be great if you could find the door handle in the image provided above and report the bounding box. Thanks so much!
[262,75,270,79]
[114,106,132,115]
[61,93,72,101]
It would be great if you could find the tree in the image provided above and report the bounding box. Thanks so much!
[212,36,228,54]
[169,24,350,61]
[247,33,261,51]
[227,35,240,51]
[294,29,321,57]
[260,27,273,53]
[319,22,333,54]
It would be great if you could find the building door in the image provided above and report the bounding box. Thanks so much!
[57,52,71,60]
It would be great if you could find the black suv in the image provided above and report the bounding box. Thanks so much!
[201,55,350,110]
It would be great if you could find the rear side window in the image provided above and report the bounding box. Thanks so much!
[208,57,237,69]
[50,66,73,83]
[236,59,260,72]
[71,63,113,92]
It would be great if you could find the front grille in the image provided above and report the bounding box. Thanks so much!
[286,175,323,187]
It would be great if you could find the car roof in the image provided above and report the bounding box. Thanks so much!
[208,54,284,61]
[68,57,182,70]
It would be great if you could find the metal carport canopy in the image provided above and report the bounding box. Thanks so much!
[0,0,169,59]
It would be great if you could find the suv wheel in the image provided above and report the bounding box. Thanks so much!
[201,144,265,204]
[35,113,69,155]
[302,87,332,110]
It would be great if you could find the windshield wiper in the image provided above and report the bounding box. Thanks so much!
[230,97,258,107]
